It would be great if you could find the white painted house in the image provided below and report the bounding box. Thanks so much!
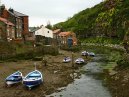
[35,25,53,38]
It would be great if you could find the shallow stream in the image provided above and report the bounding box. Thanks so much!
[47,54,112,97]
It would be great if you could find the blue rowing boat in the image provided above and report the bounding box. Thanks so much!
[5,71,22,86]
[23,70,43,89]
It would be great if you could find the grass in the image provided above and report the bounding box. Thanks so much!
[102,62,117,71]
[0,42,59,61]
[60,45,80,52]
[0,41,15,54]
[81,37,122,45]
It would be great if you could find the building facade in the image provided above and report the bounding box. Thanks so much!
[53,29,61,39]
[35,25,53,38]
[0,17,15,42]
[58,32,77,46]
[0,5,29,42]
[35,25,53,45]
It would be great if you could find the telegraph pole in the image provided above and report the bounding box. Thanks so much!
[72,52,74,67]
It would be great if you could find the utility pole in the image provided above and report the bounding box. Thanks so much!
[72,52,74,67]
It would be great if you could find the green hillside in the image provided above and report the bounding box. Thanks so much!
[54,0,129,41]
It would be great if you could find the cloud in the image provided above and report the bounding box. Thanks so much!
[2,0,102,26]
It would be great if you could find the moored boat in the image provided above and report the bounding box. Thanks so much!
[88,52,95,57]
[81,51,89,56]
[75,58,85,64]
[23,70,43,89]
[63,57,71,63]
[81,51,95,57]
[5,71,22,86]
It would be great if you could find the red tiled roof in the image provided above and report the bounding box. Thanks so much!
[59,32,71,36]
[53,29,61,34]
[0,17,15,26]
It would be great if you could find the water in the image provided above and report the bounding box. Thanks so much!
[47,55,112,97]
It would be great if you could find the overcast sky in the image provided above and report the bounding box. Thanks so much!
[2,0,102,27]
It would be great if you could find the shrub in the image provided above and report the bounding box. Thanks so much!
[61,45,80,52]
[0,43,59,61]
[33,57,42,61]
[117,59,129,68]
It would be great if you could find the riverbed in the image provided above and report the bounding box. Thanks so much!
[47,54,112,97]
[0,48,122,97]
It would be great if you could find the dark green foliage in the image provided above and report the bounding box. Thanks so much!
[81,37,122,44]
[61,46,80,52]
[54,0,129,40]
[0,45,59,61]
[117,59,129,68]
[0,41,15,55]
[117,53,129,68]
[37,45,58,55]
[45,23,53,30]
[15,51,34,60]
[33,57,42,61]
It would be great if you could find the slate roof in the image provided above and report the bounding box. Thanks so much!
[13,10,28,17]
[8,9,28,17]
[8,11,20,18]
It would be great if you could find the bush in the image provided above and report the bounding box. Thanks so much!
[14,51,34,60]
[117,53,129,68]
[36,46,59,56]
[117,59,129,68]
[0,41,15,55]
[81,37,122,45]
[33,57,42,61]
[0,44,59,61]
[61,45,80,52]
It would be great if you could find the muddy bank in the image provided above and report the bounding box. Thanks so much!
[105,67,129,97]
[47,58,112,97]
[0,50,84,97]
[103,53,129,97]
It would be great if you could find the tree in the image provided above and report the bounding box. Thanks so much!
[45,21,52,30]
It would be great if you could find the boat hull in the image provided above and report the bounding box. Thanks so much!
[23,79,43,88]
[88,53,95,57]
[81,51,88,56]
[63,57,71,63]
[75,61,85,64]
[5,71,22,86]
[75,58,85,64]
[63,59,71,63]
[81,51,95,57]
[23,70,43,89]
[6,80,22,85]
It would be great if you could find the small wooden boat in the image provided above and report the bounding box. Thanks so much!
[81,51,89,56]
[23,70,43,89]
[63,57,71,63]
[88,52,95,57]
[5,71,22,86]
[75,58,85,64]
[82,51,95,57]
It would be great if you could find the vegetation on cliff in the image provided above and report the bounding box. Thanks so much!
[54,0,129,42]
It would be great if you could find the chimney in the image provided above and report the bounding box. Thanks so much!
[0,4,5,16]
[9,8,14,13]
[1,4,5,9]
